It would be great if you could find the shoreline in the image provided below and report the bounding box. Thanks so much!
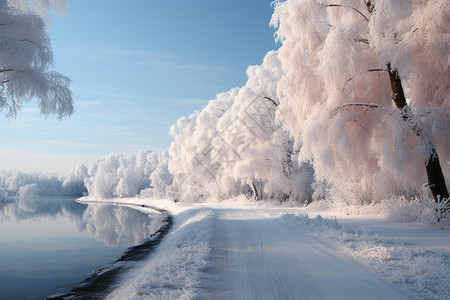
[47,203,173,300]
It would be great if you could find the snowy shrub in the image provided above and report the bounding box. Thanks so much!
[422,196,450,227]
[280,213,340,233]
[406,255,450,298]
[382,186,450,226]
[383,196,425,223]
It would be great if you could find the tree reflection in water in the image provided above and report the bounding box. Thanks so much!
[0,197,165,247]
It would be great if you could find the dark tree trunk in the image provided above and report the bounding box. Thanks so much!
[331,2,448,216]
[387,65,449,206]
[251,180,262,201]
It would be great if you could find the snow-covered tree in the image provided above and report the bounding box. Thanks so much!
[271,0,449,205]
[84,150,170,199]
[0,169,86,197]
[365,0,448,208]
[0,0,73,119]
[61,164,88,196]
[168,51,314,203]
[167,89,237,202]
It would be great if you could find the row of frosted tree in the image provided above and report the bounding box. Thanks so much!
[1,0,448,210]
[167,0,449,207]
[0,151,170,200]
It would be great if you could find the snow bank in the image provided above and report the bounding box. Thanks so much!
[277,211,450,299]
[107,207,215,299]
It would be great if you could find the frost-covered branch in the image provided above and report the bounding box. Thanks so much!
[332,103,380,115]
[344,68,386,88]
[0,0,73,119]
[261,96,279,107]
[364,1,448,208]
[326,4,369,22]
[355,38,369,44]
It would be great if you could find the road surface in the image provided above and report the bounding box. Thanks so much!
[197,208,413,300]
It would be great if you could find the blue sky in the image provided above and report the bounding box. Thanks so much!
[0,0,278,175]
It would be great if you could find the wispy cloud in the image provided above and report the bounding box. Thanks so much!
[55,44,227,74]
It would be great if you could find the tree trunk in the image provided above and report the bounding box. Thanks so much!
[387,65,449,206]
[251,180,262,201]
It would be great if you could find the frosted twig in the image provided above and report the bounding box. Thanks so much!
[260,96,279,108]
[345,68,386,86]
[332,103,380,115]
[326,4,369,22]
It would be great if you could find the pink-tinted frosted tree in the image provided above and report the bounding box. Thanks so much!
[272,0,448,207]
[168,51,314,203]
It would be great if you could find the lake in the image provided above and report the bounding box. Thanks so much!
[0,197,163,300]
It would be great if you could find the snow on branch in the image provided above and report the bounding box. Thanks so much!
[345,68,387,86]
[331,103,380,118]
[325,4,369,22]
[260,96,279,108]
[0,0,73,119]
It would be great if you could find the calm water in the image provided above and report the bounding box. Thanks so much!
[0,197,160,300]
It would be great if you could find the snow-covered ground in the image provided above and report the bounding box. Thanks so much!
[82,197,450,299]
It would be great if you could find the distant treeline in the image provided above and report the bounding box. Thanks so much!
[0,150,170,200]
[0,166,87,198]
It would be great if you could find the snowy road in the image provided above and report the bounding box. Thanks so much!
[198,208,413,300]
